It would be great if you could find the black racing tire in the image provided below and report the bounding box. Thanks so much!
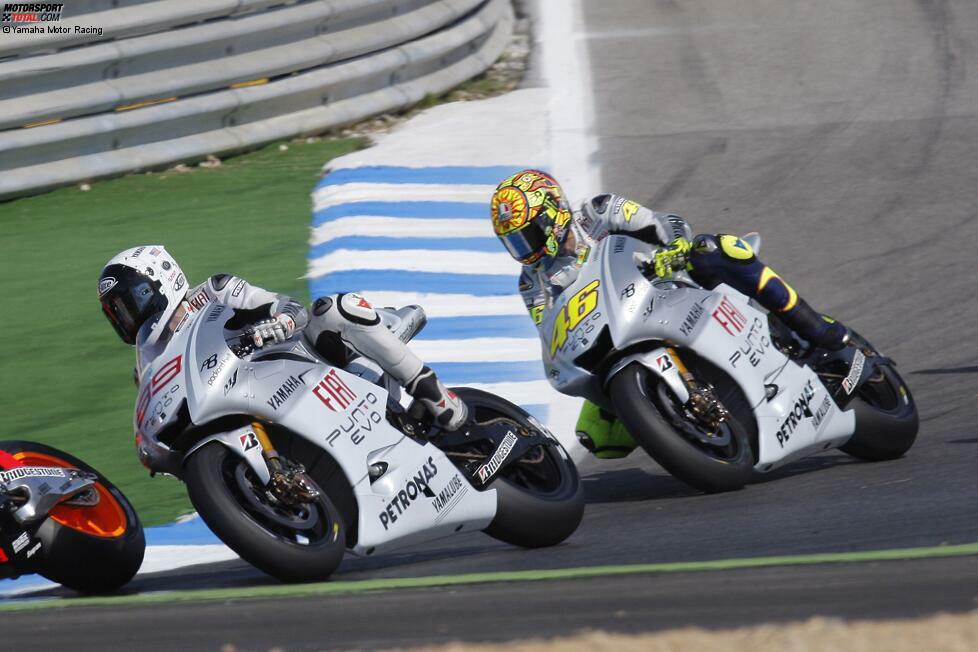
[0,440,145,594]
[451,388,584,549]
[184,443,345,583]
[609,363,754,493]
[841,365,919,461]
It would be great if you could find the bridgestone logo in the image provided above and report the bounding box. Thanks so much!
[476,431,519,484]
[842,350,866,395]
[0,466,66,484]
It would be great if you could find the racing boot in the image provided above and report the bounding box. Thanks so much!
[576,400,637,459]
[778,298,849,351]
[406,366,469,431]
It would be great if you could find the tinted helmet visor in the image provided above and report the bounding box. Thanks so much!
[500,219,551,264]
[99,265,168,344]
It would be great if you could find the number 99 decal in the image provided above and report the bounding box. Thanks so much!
[550,280,600,356]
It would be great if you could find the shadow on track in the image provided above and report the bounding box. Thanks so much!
[911,366,978,375]
[581,451,861,504]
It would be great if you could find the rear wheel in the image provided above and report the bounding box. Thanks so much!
[609,363,754,493]
[184,443,345,583]
[450,389,584,548]
[841,363,918,461]
[0,440,145,593]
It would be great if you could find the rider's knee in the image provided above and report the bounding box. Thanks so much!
[305,296,352,366]
[756,267,799,313]
[691,233,757,265]
[309,292,381,330]
[335,292,380,326]
[689,234,764,295]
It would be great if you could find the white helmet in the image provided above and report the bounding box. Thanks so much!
[98,246,187,345]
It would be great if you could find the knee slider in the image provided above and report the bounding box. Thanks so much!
[337,293,380,326]
[692,234,719,255]
[209,273,233,291]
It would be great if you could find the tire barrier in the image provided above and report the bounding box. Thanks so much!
[0,0,513,200]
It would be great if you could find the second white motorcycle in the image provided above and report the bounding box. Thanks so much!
[541,233,918,492]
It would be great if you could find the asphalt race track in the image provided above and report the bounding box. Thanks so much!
[4,0,978,648]
[5,555,978,650]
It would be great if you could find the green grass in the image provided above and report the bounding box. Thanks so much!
[0,137,365,525]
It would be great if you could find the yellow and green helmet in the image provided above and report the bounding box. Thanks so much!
[490,169,572,265]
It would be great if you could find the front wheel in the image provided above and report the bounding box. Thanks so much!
[184,443,345,583]
[450,388,584,548]
[609,363,754,493]
[0,440,145,593]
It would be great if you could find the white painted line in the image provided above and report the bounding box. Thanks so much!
[313,183,495,211]
[308,249,516,278]
[138,544,239,574]
[311,217,495,245]
[0,544,241,598]
[409,337,541,363]
[361,292,526,318]
[462,380,555,404]
[541,0,601,200]
[0,577,56,597]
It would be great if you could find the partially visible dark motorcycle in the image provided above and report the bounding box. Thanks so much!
[0,440,145,593]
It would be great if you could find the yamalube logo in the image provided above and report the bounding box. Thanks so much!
[432,473,465,515]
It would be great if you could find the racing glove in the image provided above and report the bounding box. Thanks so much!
[652,237,692,278]
[252,313,296,348]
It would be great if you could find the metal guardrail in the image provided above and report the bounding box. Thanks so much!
[0,0,512,200]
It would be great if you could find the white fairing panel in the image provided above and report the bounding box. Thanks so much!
[135,299,498,554]
[750,362,855,468]
[260,364,497,555]
[542,235,857,474]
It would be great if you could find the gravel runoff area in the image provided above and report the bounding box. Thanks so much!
[394,611,978,652]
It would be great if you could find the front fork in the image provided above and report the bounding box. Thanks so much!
[610,347,729,433]
[251,422,320,506]
[666,348,731,431]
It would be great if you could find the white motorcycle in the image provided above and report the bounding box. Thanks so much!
[543,233,918,492]
[133,302,583,582]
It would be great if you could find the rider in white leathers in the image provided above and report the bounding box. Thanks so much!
[98,246,467,430]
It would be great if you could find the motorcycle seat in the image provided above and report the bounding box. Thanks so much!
[377,305,427,343]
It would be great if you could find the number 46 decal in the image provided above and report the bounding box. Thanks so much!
[550,280,600,356]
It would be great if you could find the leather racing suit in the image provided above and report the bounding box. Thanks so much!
[176,274,467,430]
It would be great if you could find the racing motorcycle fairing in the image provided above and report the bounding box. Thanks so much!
[0,455,98,579]
[542,233,857,472]
[133,299,499,556]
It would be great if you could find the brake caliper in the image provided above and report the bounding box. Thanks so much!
[685,385,731,434]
